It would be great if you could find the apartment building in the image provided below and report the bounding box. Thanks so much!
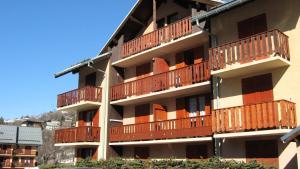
[54,0,300,168]
[0,125,42,168]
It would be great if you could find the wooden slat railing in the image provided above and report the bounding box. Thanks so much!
[0,149,12,155]
[209,29,290,70]
[212,100,296,133]
[121,17,193,58]
[55,126,101,143]
[57,86,102,108]
[13,162,35,168]
[110,115,212,142]
[111,62,210,101]
[13,149,36,156]
[0,161,11,168]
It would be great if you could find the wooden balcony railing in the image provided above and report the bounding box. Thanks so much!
[111,62,210,101]
[212,100,296,133]
[209,29,290,70]
[121,17,193,58]
[0,162,11,168]
[13,149,36,156]
[12,162,35,168]
[55,126,100,143]
[0,149,12,155]
[57,86,102,108]
[110,115,212,142]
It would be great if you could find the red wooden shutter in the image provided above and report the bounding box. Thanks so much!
[153,58,169,74]
[135,104,150,124]
[242,73,273,105]
[238,14,267,39]
[153,104,168,121]
[92,148,98,160]
[92,109,99,127]
[204,94,211,115]
[78,111,85,127]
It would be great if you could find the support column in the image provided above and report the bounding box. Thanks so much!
[153,0,157,30]
[296,139,300,169]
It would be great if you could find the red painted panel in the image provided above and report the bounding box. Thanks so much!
[153,58,169,74]
[153,104,168,121]
[92,109,99,127]
[242,73,273,105]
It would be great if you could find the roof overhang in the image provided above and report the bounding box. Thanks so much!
[192,0,254,23]
[54,51,111,78]
[281,126,300,143]
[98,0,225,55]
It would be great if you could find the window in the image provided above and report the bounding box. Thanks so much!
[183,50,194,65]
[136,63,151,78]
[156,18,165,29]
[167,13,179,24]
[134,147,149,159]
[246,140,278,167]
[186,144,208,159]
[85,72,96,86]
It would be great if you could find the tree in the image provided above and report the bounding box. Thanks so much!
[0,116,4,124]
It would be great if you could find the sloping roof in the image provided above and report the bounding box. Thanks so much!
[0,125,42,145]
[191,0,254,23]
[0,125,17,144]
[18,127,43,145]
[98,0,224,55]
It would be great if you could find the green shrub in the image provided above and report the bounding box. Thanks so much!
[42,157,276,169]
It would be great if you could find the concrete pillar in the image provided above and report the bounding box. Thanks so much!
[296,139,300,169]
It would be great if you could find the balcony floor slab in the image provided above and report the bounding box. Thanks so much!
[110,81,210,106]
[109,137,212,146]
[213,129,292,139]
[57,101,101,112]
[211,55,290,79]
[54,142,101,147]
[113,31,208,68]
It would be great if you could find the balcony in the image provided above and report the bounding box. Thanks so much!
[209,30,290,78]
[54,126,100,146]
[0,149,12,155]
[111,62,210,105]
[113,17,208,68]
[0,162,11,168]
[12,162,35,168]
[212,100,296,135]
[110,115,212,143]
[57,86,102,112]
[13,149,36,156]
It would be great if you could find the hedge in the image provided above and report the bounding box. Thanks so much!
[40,157,276,169]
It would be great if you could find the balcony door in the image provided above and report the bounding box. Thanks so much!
[135,104,150,124]
[242,73,273,105]
[78,110,98,127]
[246,140,278,168]
[238,13,267,39]
[176,46,205,68]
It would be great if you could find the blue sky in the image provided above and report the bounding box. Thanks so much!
[0,0,136,119]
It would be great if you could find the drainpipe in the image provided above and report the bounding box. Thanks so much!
[195,16,222,157]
